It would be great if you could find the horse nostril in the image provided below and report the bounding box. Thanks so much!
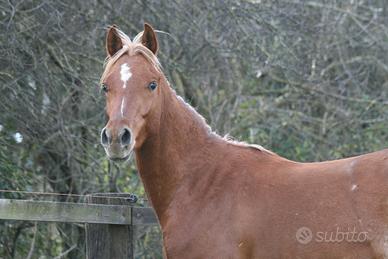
[120,128,131,146]
[101,128,111,146]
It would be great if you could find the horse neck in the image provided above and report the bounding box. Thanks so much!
[135,81,213,225]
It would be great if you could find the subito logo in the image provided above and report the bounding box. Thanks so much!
[296,227,313,245]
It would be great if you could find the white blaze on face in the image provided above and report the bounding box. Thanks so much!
[120,98,125,118]
[120,63,132,88]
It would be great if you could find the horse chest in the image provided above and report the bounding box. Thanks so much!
[162,206,242,258]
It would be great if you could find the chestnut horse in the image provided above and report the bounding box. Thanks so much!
[99,24,388,258]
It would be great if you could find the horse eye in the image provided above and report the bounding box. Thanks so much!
[148,81,157,91]
[101,83,108,93]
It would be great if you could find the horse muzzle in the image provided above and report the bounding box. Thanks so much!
[100,126,135,162]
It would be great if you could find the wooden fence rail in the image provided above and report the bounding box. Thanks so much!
[0,193,158,259]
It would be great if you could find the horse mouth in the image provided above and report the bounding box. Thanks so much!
[109,154,131,163]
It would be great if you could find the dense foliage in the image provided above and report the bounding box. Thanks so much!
[0,0,387,258]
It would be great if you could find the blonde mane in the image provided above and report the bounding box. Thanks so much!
[100,28,162,84]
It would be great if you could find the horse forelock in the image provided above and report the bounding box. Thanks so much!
[100,28,162,84]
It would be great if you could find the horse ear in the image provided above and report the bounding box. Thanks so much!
[106,25,123,57]
[141,23,158,55]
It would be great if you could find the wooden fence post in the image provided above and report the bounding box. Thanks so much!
[86,193,137,259]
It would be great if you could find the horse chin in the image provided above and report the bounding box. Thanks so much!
[108,152,133,163]
[105,145,134,164]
